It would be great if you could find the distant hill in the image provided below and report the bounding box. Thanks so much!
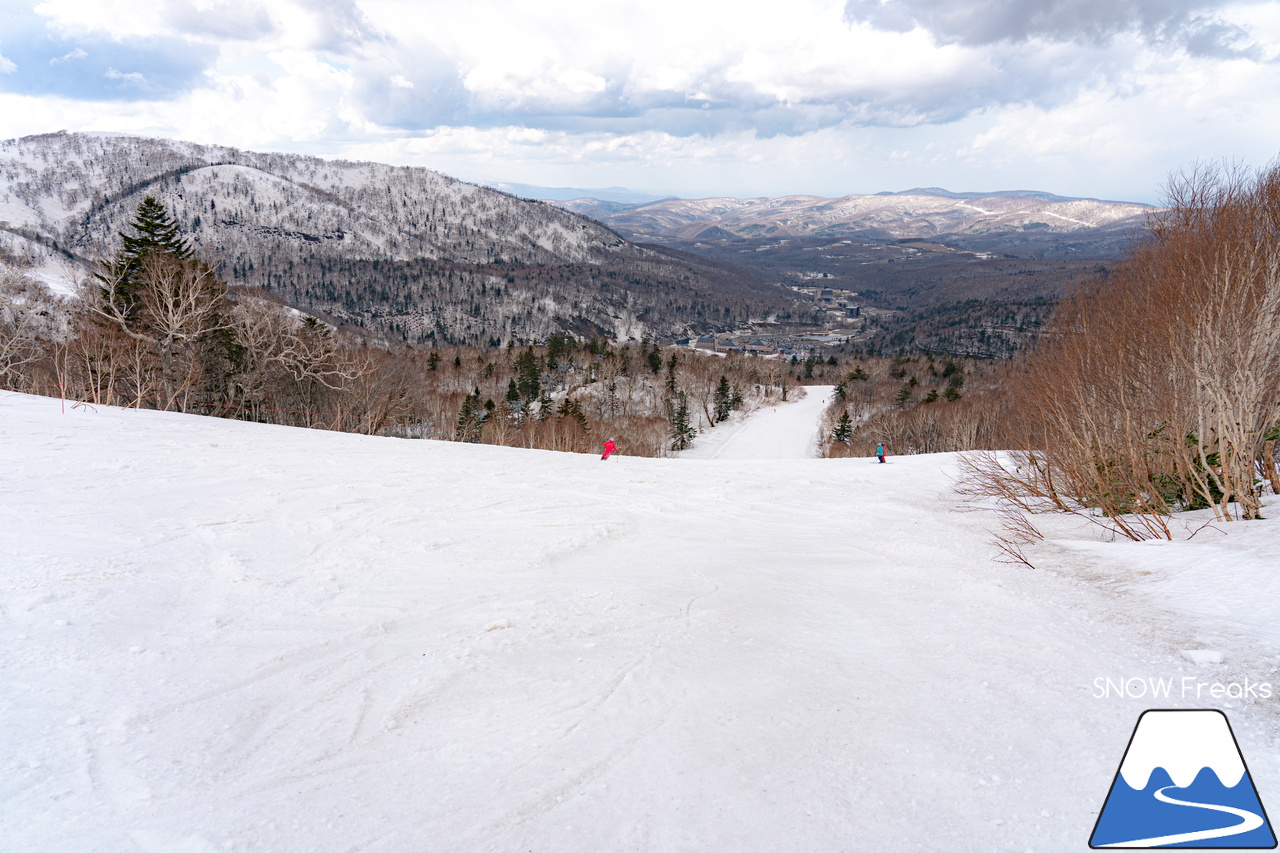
[0,132,808,345]
[550,188,1156,358]
[876,187,1118,203]
[557,191,1155,258]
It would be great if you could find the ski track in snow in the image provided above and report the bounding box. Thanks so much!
[678,385,830,460]
[2,389,1278,852]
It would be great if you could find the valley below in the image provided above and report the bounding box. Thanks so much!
[2,132,1155,357]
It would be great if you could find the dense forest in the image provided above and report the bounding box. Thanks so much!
[0,133,813,347]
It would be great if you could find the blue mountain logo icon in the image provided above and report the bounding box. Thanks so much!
[1091,709,1276,848]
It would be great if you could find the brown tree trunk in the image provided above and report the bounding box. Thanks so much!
[1265,440,1280,496]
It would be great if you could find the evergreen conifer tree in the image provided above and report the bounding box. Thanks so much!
[556,397,588,432]
[516,348,541,401]
[895,383,913,408]
[833,411,853,444]
[100,196,194,311]
[713,375,733,423]
[455,388,486,442]
[547,333,571,369]
[670,392,696,451]
[89,195,241,409]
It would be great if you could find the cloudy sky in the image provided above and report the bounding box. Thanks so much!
[2,0,1278,202]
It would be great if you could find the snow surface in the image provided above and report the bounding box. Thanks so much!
[3,389,1279,852]
[678,386,828,460]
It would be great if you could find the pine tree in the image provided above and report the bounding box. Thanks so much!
[713,375,733,423]
[556,397,588,432]
[100,195,194,312]
[89,195,239,409]
[670,392,696,451]
[516,348,541,401]
[455,388,486,442]
[833,411,853,444]
[119,196,192,263]
[895,382,913,408]
[547,333,571,369]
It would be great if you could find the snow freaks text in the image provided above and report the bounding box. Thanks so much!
[1093,677,1274,701]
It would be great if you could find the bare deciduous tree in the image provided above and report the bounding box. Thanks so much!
[961,160,1280,538]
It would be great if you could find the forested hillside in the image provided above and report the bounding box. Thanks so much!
[0,132,809,345]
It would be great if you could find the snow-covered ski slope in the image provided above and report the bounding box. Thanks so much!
[3,390,1278,852]
[678,386,830,459]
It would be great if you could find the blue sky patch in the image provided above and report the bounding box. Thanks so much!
[0,8,214,101]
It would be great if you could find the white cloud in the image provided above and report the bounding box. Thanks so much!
[50,48,88,64]
[105,68,147,85]
[8,0,1280,201]
[32,0,172,39]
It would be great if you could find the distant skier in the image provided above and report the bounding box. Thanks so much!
[876,442,887,464]
[601,438,617,460]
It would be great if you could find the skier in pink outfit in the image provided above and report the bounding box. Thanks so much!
[600,438,617,460]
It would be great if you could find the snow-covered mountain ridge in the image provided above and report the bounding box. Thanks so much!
[0,132,628,267]
[0,132,802,344]
[558,191,1154,243]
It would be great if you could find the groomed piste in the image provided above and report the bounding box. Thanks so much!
[3,389,1277,851]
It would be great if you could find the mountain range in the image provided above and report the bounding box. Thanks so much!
[0,132,806,345]
[556,191,1152,254]
[1,132,1154,353]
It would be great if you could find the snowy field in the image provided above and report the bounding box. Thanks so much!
[3,389,1278,852]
